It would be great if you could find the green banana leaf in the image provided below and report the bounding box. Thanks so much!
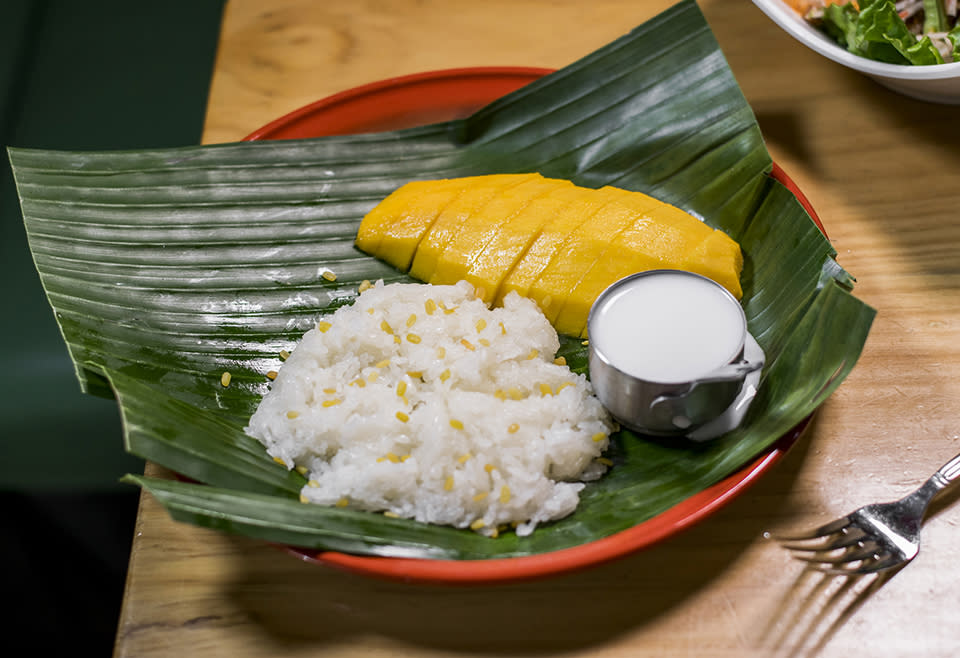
[9,0,874,560]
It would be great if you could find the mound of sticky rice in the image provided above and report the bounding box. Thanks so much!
[245,280,615,537]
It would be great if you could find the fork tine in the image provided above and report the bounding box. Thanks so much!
[769,516,852,542]
[812,551,902,576]
[847,553,905,575]
[791,541,881,565]
[776,526,867,552]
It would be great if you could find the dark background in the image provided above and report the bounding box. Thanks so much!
[1,1,225,652]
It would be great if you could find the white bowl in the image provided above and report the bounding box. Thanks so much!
[752,0,960,104]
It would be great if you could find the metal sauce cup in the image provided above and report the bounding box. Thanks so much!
[587,270,764,437]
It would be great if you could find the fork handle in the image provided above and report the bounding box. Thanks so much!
[930,451,960,490]
[902,452,960,519]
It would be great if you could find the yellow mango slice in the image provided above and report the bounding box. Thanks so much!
[466,185,591,305]
[357,178,471,270]
[552,194,698,336]
[494,187,616,306]
[432,176,572,293]
[552,205,670,337]
[681,230,744,299]
[552,197,742,337]
[355,174,743,338]
[526,188,637,322]
[408,174,537,282]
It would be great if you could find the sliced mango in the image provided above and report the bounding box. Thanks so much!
[358,178,471,270]
[552,202,670,337]
[432,176,573,294]
[552,194,713,337]
[526,188,638,323]
[494,187,616,306]
[354,174,743,337]
[682,230,744,299]
[408,174,537,282]
[465,185,589,305]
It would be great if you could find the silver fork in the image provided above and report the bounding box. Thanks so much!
[771,451,960,575]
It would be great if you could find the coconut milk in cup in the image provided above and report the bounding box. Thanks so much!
[587,270,763,437]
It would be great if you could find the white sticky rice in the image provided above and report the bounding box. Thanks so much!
[245,280,615,537]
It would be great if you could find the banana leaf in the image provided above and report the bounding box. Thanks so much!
[9,0,874,560]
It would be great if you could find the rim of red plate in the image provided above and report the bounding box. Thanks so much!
[243,66,822,585]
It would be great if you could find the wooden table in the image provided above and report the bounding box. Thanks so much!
[114,1,960,656]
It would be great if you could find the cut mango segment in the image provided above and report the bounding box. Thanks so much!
[432,176,573,294]
[355,174,743,337]
[682,230,744,299]
[528,188,638,324]
[467,185,589,305]
[408,174,538,282]
[358,178,470,270]
[494,188,616,306]
[552,202,673,337]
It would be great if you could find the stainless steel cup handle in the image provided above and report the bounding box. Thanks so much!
[646,355,764,412]
[697,356,765,386]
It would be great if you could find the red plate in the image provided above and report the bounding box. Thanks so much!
[244,67,820,585]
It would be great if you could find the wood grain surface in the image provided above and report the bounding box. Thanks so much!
[114,1,960,656]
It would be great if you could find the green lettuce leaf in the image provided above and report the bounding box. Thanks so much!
[820,0,945,65]
[858,0,944,65]
[820,2,862,50]
[948,23,960,60]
